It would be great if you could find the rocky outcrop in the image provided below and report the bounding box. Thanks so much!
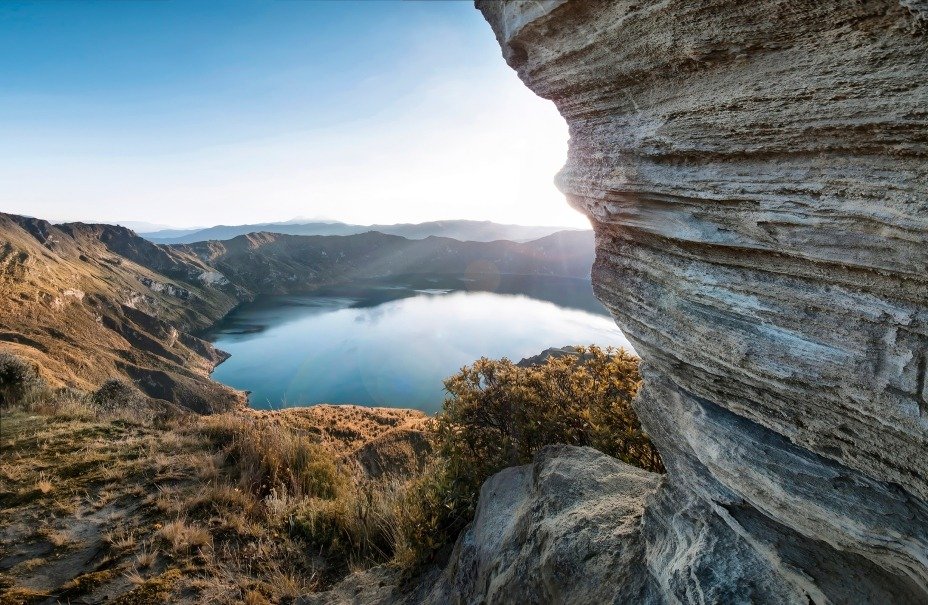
[517,345,584,367]
[432,446,660,604]
[299,446,661,605]
[470,1,928,602]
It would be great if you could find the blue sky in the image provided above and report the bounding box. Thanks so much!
[0,0,579,229]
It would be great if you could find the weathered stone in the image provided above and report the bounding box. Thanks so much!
[469,1,928,602]
[300,446,661,605]
[430,445,660,604]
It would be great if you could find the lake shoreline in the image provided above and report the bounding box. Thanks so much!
[206,274,629,413]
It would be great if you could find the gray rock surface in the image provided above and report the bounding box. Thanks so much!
[430,445,660,604]
[516,345,581,366]
[467,1,928,603]
[299,446,660,605]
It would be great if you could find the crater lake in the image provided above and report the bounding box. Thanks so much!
[206,275,632,413]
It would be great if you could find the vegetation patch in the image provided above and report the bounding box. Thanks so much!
[395,345,663,569]
[59,569,117,598]
[0,353,44,407]
[0,345,659,601]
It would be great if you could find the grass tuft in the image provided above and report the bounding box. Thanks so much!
[35,472,53,494]
[159,518,212,554]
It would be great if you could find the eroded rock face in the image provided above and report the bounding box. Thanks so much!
[432,445,660,604]
[476,1,928,602]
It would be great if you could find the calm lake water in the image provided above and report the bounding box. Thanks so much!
[207,275,632,413]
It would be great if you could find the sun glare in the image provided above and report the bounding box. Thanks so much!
[0,2,578,229]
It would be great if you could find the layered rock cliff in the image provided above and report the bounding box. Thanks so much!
[467,1,928,602]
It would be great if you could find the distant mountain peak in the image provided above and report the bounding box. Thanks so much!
[139,219,590,246]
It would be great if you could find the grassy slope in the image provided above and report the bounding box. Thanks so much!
[0,402,431,605]
[0,213,246,411]
[247,405,432,478]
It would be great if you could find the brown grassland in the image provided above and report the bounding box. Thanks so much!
[0,396,430,604]
[0,345,659,604]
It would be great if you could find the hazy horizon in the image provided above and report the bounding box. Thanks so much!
[20,214,589,234]
[0,1,581,228]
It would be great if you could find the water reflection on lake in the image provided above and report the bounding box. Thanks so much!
[207,275,632,413]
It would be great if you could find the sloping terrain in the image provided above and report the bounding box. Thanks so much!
[245,405,432,478]
[0,213,246,411]
[0,403,433,604]
[1,212,592,411]
[178,229,593,294]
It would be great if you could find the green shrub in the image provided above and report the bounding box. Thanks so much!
[91,378,145,412]
[0,352,44,407]
[398,345,662,569]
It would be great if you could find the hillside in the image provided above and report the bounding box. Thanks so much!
[0,212,593,410]
[0,213,246,411]
[0,401,433,603]
[141,219,588,245]
[178,229,593,294]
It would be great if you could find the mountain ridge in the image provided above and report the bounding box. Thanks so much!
[140,218,590,245]
[0,212,594,411]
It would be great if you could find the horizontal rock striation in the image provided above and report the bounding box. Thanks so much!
[476,1,928,603]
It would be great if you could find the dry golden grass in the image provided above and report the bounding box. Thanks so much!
[105,528,137,551]
[136,543,159,569]
[35,472,53,494]
[245,405,430,455]
[0,395,433,603]
[0,459,27,482]
[38,526,70,548]
[159,518,212,554]
[196,452,222,481]
[124,567,148,587]
[93,488,117,508]
[243,589,271,605]
[198,413,346,500]
[17,558,46,572]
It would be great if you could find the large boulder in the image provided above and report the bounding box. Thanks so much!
[299,446,661,605]
[430,445,660,604]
